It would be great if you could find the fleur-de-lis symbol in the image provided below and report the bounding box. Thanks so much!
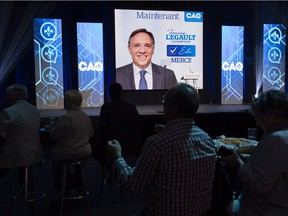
[45,48,54,60]
[271,70,278,80]
[271,30,279,41]
[270,50,279,60]
[45,70,55,81]
[47,92,56,102]
[44,26,54,37]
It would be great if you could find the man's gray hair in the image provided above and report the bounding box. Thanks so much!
[6,84,28,100]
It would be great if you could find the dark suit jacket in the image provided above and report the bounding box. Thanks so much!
[116,63,177,90]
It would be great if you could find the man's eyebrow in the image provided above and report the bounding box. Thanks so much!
[132,43,153,46]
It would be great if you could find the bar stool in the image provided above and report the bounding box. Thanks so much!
[59,159,89,216]
[98,157,123,204]
[9,161,51,216]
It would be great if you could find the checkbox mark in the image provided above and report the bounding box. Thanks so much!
[170,47,177,54]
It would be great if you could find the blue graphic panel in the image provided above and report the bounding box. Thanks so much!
[77,23,104,107]
[221,26,244,104]
[34,19,64,109]
[263,24,286,92]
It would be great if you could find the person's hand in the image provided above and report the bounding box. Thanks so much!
[153,124,165,133]
[106,139,122,159]
[221,149,244,169]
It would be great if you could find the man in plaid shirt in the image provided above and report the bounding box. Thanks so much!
[107,83,216,216]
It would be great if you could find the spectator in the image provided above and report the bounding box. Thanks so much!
[0,84,43,178]
[94,82,143,168]
[107,83,216,216]
[50,89,94,189]
[224,89,288,216]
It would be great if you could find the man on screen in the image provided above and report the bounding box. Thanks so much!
[116,28,177,90]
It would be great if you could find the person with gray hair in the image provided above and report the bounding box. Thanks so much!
[107,83,216,216]
[223,89,288,216]
[0,84,43,177]
[50,89,94,189]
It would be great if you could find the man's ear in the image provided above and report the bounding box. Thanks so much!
[128,45,132,54]
[167,104,178,116]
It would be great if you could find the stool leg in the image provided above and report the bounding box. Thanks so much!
[60,164,68,216]
[24,166,29,216]
[37,164,52,216]
[79,163,89,208]
[98,159,108,203]
[8,168,19,215]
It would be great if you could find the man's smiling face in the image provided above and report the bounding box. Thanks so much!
[128,32,155,69]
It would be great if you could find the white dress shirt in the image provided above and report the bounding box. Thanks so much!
[133,64,153,90]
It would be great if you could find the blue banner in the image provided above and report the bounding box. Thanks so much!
[34,18,64,109]
[221,26,244,104]
[263,24,286,92]
[77,22,104,107]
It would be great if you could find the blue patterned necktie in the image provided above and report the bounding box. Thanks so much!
[139,70,148,90]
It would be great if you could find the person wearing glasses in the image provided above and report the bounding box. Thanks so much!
[116,28,177,90]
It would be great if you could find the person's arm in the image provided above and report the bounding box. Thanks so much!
[221,149,244,169]
[107,138,161,195]
[239,134,288,194]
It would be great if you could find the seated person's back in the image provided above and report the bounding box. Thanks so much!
[50,90,94,162]
[0,84,43,171]
[99,83,143,163]
[107,83,217,216]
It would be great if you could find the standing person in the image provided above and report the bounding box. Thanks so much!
[95,82,143,168]
[107,83,216,216]
[0,84,43,177]
[116,28,177,90]
[224,89,288,216]
[50,90,94,189]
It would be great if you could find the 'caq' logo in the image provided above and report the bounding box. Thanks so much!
[222,62,243,71]
[78,61,103,72]
[184,12,203,22]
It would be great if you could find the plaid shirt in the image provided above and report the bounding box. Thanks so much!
[114,118,216,216]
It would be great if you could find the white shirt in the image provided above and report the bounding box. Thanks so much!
[133,64,153,90]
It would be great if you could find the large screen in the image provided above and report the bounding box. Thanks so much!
[115,9,203,90]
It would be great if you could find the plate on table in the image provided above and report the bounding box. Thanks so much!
[214,137,258,152]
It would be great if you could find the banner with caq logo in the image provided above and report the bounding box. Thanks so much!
[77,22,104,108]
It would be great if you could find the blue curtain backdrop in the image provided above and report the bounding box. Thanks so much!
[1,1,288,109]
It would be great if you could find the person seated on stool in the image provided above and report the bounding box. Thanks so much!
[0,84,44,183]
[50,90,94,191]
